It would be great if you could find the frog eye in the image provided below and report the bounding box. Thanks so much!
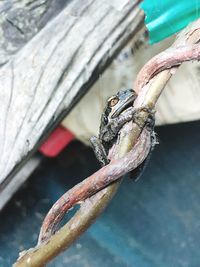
[108,96,119,107]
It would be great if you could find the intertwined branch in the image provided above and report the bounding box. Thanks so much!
[13,19,200,267]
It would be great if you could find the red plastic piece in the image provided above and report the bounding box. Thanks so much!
[39,126,75,157]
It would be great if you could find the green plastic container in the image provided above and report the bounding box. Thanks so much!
[140,0,200,44]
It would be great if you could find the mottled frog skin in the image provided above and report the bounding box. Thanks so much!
[90,89,137,166]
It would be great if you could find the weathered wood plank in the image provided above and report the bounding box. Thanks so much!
[0,155,42,210]
[0,0,144,206]
[0,0,68,65]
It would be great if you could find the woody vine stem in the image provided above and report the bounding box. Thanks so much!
[14,19,200,267]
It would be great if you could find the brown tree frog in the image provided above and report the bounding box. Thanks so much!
[90,89,138,166]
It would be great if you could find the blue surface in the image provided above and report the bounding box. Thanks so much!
[1,121,200,266]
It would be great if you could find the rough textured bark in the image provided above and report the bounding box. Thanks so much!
[0,0,144,208]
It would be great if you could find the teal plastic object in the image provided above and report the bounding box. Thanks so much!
[140,0,200,44]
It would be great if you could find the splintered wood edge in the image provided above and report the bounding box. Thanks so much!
[0,156,42,211]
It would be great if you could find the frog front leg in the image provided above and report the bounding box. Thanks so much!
[90,136,109,166]
[101,107,136,143]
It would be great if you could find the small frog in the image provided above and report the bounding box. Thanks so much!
[90,89,137,166]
